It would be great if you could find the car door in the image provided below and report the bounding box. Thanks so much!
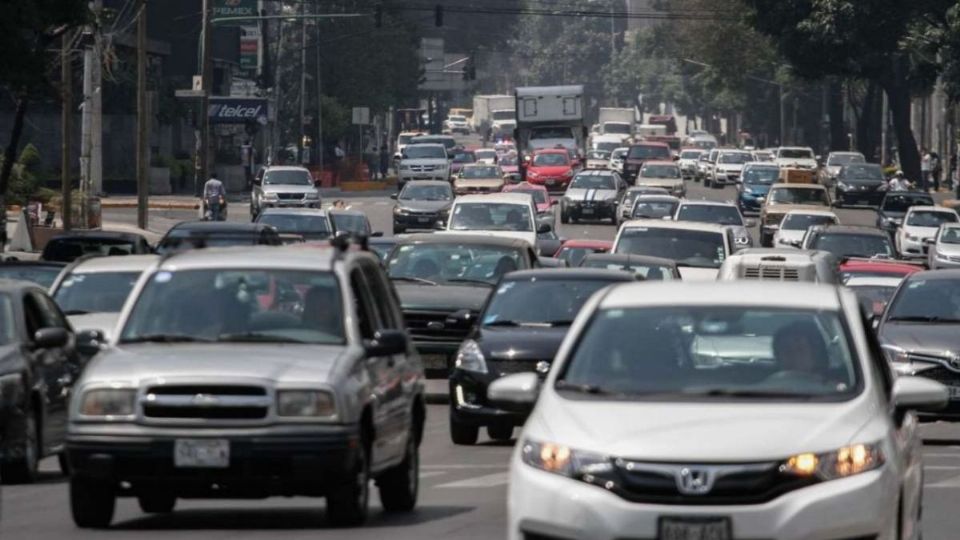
[23,291,73,451]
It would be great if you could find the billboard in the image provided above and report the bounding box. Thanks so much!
[213,0,258,25]
[209,97,268,124]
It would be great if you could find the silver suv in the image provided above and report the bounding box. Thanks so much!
[251,166,321,217]
[65,244,425,528]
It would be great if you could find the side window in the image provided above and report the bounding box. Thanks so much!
[860,310,894,400]
[349,269,379,340]
[360,262,399,329]
[23,295,43,338]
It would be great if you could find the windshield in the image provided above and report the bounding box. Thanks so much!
[452,152,476,164]
[157,231,262,253]
[475,150,497,159]
[54,271,141,314]
[616,227,726,268]
[811,233,894,259]
[263,170,312,186]
[604,123,631,135]
[612,149,628,159]
[412,137,456,150]
[940,227,960,244]
[743,167,779,184]
[675,205,743,226]
[841,164,883,181]
[828,153,865,166]
[331,213,370,235]
[43,238,138,262]
[580,258,677,280]
[119,269,345,344]
[461,166,500,179]
[631,199,679,219]
[778,148,814,159]
[500,155,519,166]
[533,153,569,166]
[387,243,523,286]
[449,202,533,232]
[398,134,416,145]
[782,214,837,231]
[882,194,935,212]
[887,277,960,322]
[558,246,607,266]
[594,141,620,153]
[404,145,446,159]
[492,110,515,121]
[400,183,452,201]
[448,115,465,122]
[640,165,680,178]
[680,150,702,159]
[769,188,829,205]
[0,265,62,288]
[558,306,858,400]
[483,278,616,326]
[256,214,331,240]
[628,145,671,160]
[511,189,547,204]
[906,210,958,227]
[718,153,753,164]
[571,174,616,190]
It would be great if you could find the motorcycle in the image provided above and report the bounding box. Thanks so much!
[201,196,228,221]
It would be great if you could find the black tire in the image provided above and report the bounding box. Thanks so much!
[58,452,71,476]
[393,224,405,235]
[138,493,176,514]
[704,178,712,188]
[378,430,419,513]
[487,425,514,442]
[326,433,370,527]
[560,208,569,224]
[450,416,479,446]
[70,477,116,528]
[1,412,40,484]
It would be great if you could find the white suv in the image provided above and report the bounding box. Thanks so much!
[490,281,947,540]
[398,143,450,190]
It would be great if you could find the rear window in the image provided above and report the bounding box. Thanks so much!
[882,194,935,212]
[628,145,671,160]
[676,205,743,226]
[42,238,138,262]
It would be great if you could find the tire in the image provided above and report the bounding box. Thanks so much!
[393,224,405,235]
[450,416,479,446]
[487,425,514,442]
[378,429,419,513]
[1,411,39,484]
[326,433,370,527]
[560,208,569,224]
[704,178,712,188]
[70,477,116,528]
[58,452,71,476]
[138,493,176,514]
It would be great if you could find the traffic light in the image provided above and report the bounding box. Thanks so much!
[435,5,443,26]
[463,53,476,81]
[374,4,383,28]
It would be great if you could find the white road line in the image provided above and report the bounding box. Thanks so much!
[421,464,509,470]
[419,471,447,479]
[923,465,960,470]
[925,475,960,488]
[436,472,510,489]
[922,453,960,458]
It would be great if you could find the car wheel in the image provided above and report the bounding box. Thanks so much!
[1,411,40,484]
[450,416,479,446]
[393,224,405,235]
[704,178,712,188]
[70,477,116,528]
[58,452,71,476]
[138,493,176,514]
[487,425,514,442]
[760,232,773,248]
[560,208,569,224]
[378,427,419,513]
[326,431,370,527]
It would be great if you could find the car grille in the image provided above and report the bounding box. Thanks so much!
[916,365,960,385]
[142,385,270,420]
[742,266,800,281]
[404,310,475,344]
[410,164,438,172]
[949,255,960,263]
[276,193,303,200]
[487,358,549,377]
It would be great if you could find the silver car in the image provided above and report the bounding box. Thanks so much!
[65,245,425,528]
[251,166,321,217]
[927,223,960,269]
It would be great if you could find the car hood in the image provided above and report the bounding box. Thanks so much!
[69,313,120,340]
[880,322,960,355]
[438,229,536,247]
[636,178,682,187]
[901,225,940,238]
[529,393,873,461]
[716,164,746,172]
[396,200,452,212]
[565,188,619,201]
[456,178,504,188]
[84,343,349,385]
[764,203,829,216]
[677,266,719,281]
[261,185,318,195]
[776,158,817,168]
[934,242,960,255]
[477,326,567,362]
[529,166,572,176]
[394,282,492,312]
[402,158,447,166]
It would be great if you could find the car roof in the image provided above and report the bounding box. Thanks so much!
[770,183,827,190]
[840,259,923,273]
[159,245,348,272]
[395,233,530,248]
[905,205,956,214]
[560,239,613,249]
[406,142,445,148]
[453,193,532,205]
[574,169,616,176]
[582,253,677,266]
[829,151,864,156]
[677,200,737,208]
[259,207,328,216]
[50,230,146,241]
[67,254,160,273]
[778,146,814,151]
[726,248,833,262]
[170,221,273,233]
[619,219,729,233]
[533,148,569,155]
[263,166,310,172]
[641,160,678,166]
[505,268,636,282]
[630,142,669,148]
[634,195,680,202]
[600,281,841,310]
[845,275,903,287]
[906,269,960,281]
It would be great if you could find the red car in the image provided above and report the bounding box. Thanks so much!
[499,153,520,177]
[554,239,613,266]
[839,259,924,282]
[524,149,575,190]
[502,181,553,215]
[622,142,672,182]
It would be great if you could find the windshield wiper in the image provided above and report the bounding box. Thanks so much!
[121,334,213,344]
[390,276,438,286]
[555,380,614,395]
[446,278,494,287]
[887,315,960,323]
[484,320,521,327]
[685,388,815,399]
[64,309,90,316]
[217,332,306,344]
[545,319,574,327]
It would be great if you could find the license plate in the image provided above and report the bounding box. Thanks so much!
[546,179,556,186]
[420,353,449,370]
[949,387,960,399]
[174,439,230,468]
[418,216,431,223]
[659,517,731,540]
[582,208,594,214]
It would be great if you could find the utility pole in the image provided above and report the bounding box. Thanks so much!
[778,84,786,146]
[80,46,93,208]
[315,17,323,173]
[298,0,307,163]
[198,0,212,195]
[273,19,285,164]
[61,34,73,232]
[881,93,889,165]
[91,0,103,195]
[136,0,148,229]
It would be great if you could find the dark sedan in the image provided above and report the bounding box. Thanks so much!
[878,270,960,416]
[833,163,886,207]
[40,231,153,263]
[156,221,282,254]
[448,269,635,445]
[391,181,453,234]
[875,191,935,236]
[579,253,681,280]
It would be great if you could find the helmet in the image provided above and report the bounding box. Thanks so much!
[895,170,904,177]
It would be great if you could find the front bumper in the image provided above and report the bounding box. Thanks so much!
[930,254,960,269]
[565,201,618,220]
[66,425,361,498]
[261,200,320,210]
[714,172,741,185]
[737,192,765,213]
[399,171,449,183]
[527,176,571,191]
[899,236,928,258]
[509,461,896,540]
[454,183,504,195]
[449,370,528,428]
[394,212,443,229]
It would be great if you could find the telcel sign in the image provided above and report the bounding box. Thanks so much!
[208,98,268,125]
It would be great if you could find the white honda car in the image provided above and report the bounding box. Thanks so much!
[896,205,959,260]
[491,281,946,540]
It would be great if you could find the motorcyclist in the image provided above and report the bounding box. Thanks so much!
[887,170,911,192]
[203,172,226,221]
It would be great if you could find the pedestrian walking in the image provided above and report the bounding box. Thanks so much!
[379,145,390,180]
[203,171,227,221]
[931,151,942,191]
[950,152,958,192]
[921,148,932,191]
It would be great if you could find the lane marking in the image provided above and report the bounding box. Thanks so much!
[419,471,447,479]
[923,465,960,470]
[435,471,510,489]
[422,464,509,470]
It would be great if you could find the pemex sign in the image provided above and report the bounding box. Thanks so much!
[213,0,258,25]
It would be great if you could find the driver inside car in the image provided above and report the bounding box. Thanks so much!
[768,321,833,387]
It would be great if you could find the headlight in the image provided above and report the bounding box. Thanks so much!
[262,192,278,200]
[881,344,914,373]
[782,442,884,481]
[837,182,850,190]
[562,170,574,178]
[454,339,487,374]
[936,249,950,260]
[80,389,136,417]
[905,233,919,241]
[394,206,409,215]
[276,390,336,418]
[304,192,319,200]
[521,439,612,477]
[735,235,750,245]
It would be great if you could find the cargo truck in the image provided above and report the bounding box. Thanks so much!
[472,95,515,140]
[598,107,635,141]
[514,85,587,180]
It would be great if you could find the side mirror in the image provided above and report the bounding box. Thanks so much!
[34,327,70,349]
[537,223,553,234]
[371,231,384,238]
[744,218,757,228]
[76,329,105,358]
[445,308,475,327]
[390,193,398,200]
[923,238,935,246]
[364,329,408,357]
[487,372,540,410]
[892,376,948,412]
[434,220,446,230]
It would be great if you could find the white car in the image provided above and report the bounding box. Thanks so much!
[474,148,498,165]
[397,143,450,190]
[608,147,629,174]
[896,205,960,259]
[394,131,423,161]
[772,209,840,248]
[444,192,545,248]
[613,220,734,281]
[443,115,470,134]
[927,223,960,269]
[823,151,866,185]
[775,146,818,170]
[673,200,755,248]
[677,148,705,179]
[707,150,754,188]
[490,281,947,540]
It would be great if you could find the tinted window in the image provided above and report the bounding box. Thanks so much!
[604,124,631,135]
[483,279,618,326]
[387,243,523,286]
[449,203,532,232]
[849,285,897,317]
[533,153,569,166]
[461,166,500,178]
[631,199,679,219]
[881,194,934,212]
[841,164,883,181]
[640,165,680,178]
[906,211,958,227]
[675,205,743,226]
[940,227,960,244]
[400,183,452,201]
[742,167,780,184]
[452,152,476,164]
[54,271,140,314]
[628,145,671,160]
[331,213,371,235]
[680,150,703,159]
[781,214,837,230]
[811,233,894,259]
[263,170,312,185]
[778,148,814,159]
[0,294,16,345]
[887,277,960,322]
[580,258,677,281]
[0,265,63,288]
[616,227,726,268]
[557,246,607,266]
[718,153,753,164]
[43,238,137,262]
[256,213,331,240]
[570,174,616,190]
[157,230,262,253]
[828,154,865,166]
[404,145,447,159]
[769,188,829,205]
